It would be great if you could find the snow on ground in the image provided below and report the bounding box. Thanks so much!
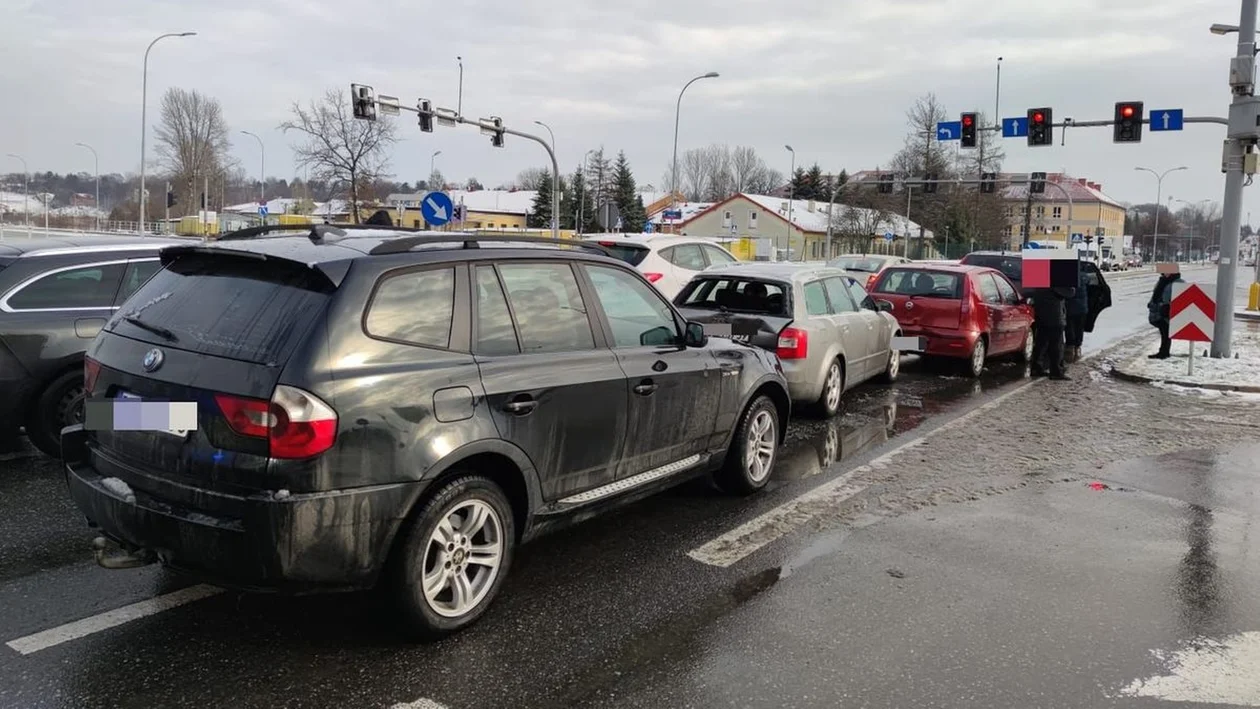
[1116,323,1260,389]
[1152,382,1260,401]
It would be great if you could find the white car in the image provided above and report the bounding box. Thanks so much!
[583,234,739,298]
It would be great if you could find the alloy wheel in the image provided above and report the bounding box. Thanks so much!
[824,363,842,413]
[745,410,777,482]
[421,500,504,618]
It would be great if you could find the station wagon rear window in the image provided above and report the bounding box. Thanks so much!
[873,270,963,299]
[594,242,650,267]
[676,277,789,316]
[108,253,332,364]
[830,257,887,273]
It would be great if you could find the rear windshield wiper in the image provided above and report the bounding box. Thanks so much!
[122,315,178,342]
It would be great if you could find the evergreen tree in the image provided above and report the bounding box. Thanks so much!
[789,167,809,199]
[585,147,614,210]
[527,170,553,229]
[611,151,648,233]
[569,165,597,233]
[805,164,825,200]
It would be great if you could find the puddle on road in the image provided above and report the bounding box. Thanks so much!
[772,358,1031,487]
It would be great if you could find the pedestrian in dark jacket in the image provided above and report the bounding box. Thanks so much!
[1064,263,1090,363]
[1147,270,1183,359]
[1029,285,1075,380]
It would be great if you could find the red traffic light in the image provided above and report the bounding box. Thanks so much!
[1032,111,1045,124]
[1121,105,1135,119]
[962,114,974,127]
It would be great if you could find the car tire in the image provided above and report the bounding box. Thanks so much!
[964,337,987,378]
[391,474,515,641]
[27,370,85,459]
[717,395,780,496]
[878,340,901,383]
[814,359,845,418]
[1016,328,1034,363]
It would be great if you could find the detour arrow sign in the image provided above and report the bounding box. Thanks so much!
[1169,282,1215,343]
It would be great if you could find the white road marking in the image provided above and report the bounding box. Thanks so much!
[390,700,451,709]
[5,584,222,656]
[689,379,1039,567]
[1116,632,1260,706]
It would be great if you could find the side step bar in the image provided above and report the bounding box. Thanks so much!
[557,454,703,506]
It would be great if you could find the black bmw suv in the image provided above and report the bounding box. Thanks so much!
[64,227,789,638]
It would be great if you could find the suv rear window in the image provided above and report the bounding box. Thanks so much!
[109,253,333,364]
[961,254,1022,282]
[594,241,650,267]
[873,269,963,299]
[676,277,789,316]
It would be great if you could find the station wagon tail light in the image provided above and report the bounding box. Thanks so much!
[215,385,338,459]
[643,272,664,283]
[865,273,878,291]
[83,357,101,395]
[777,327,809,360]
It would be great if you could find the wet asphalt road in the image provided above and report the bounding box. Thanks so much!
[0,265,1239,709]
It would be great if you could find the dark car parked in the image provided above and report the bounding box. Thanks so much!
[0,235,185,456]
[63,227,790,639]
[959,250,1112,331]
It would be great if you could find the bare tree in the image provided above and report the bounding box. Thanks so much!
[515,167,548,191]
[890,93,954,178]
[280,88,398,223]
[954,111,1005,177]
[153,87,232,216]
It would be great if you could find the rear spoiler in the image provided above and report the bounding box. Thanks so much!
[157,245,349,289]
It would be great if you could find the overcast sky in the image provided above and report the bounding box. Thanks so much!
[3,0,1255,217]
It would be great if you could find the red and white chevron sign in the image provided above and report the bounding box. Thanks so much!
[1169,283,1215,343]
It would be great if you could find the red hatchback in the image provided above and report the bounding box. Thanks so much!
[870,264,1033,377]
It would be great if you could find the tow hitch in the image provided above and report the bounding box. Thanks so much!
[92,536,156,569]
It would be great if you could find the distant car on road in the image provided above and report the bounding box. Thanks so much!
[869,264,1033,378]
[826,254,913,291]
[582,234,738,299]
[64,227,789,639]
[0,235,184,456]
[674,263,900,417]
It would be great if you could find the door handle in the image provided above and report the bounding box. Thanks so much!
[502,398,537,415]
[633,380,658,396]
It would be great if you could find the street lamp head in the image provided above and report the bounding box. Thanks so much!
[785,144,794,152]
[178,31,197,37]
[1210,23,1239,35]
[703,71,719,78]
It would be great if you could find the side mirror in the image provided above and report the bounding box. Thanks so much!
[875,300,894,313]
[684,321,707,347]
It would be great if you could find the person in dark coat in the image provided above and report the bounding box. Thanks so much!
[1147,270,1183,359]
[1063,262,1090,363]
[1029,284,1075,380]
[364,209,394,226]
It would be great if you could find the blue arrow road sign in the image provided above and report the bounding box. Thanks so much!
[420,191,454,226]
[1071,233,1083,244]
[258,205,268,217]
[936,121,961,141]
[884,232,894,242]
[1002,117,1029,138]
[1149,108,1184,132]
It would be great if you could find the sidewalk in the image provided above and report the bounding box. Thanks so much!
[1111,322,1260,393]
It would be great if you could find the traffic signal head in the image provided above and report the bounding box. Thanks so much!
[351,83,377,121]
[417,98,433,133]
[166,190,176,208]
[1113,101,1144,143]
[960,112,978,148]
[878,174,894,194]
[923,173,938,194]
[1027,108,1053,146]
[980,172,997,194]
[1030,171,1047,194]
[482,116,505,148]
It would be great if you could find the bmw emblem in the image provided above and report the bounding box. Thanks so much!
[142,348,165,373]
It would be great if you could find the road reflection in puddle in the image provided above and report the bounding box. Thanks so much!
[773,356,1031,486]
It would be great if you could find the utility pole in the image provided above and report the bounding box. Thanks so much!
[905,184,914,258]
[164,181,170,230]
[1210,0,1256,357]
[1022,185,1033,248]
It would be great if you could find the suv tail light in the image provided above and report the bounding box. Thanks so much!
[214,385,337,459]
[84,357,101,395]
[777,327,808,360]
[643,272,664,283]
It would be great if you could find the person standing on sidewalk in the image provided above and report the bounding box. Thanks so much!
[1147,269,1183,359]
[1030,285,1075,380]
[1064,262,1089,363]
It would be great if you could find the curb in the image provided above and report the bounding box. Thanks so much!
[1110,361,1260,393]
[1237,310,1260,323]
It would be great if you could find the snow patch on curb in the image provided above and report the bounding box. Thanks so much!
[1112,325,1260,391]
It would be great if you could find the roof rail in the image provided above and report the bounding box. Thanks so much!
[216,222,423,242]
[367,234,612,257]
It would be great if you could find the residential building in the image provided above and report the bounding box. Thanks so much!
[672,193,932,261]
[1000,174,1125,250]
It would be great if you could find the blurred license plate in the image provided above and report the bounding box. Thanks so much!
[95,393,197,438]
[703,323,733,338]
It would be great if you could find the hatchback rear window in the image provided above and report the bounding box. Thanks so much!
[677,277,789,316]
[595,242,650,267]
[873,270,963,299]
[829,257,886,273]
[109,253,333,364]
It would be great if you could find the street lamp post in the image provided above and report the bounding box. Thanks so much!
[239,131,265,207]
[1174,198,1212,261]
[429,150,442,185]
[139,31,196,234]
[578,149,596,236]
[456,56,464,116]
[5,154,29,236]
[74,143,100,231]
[784,145,796,261]
[670,72,719,208]
[1133,166,1187,261]
[534,121,558,233]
